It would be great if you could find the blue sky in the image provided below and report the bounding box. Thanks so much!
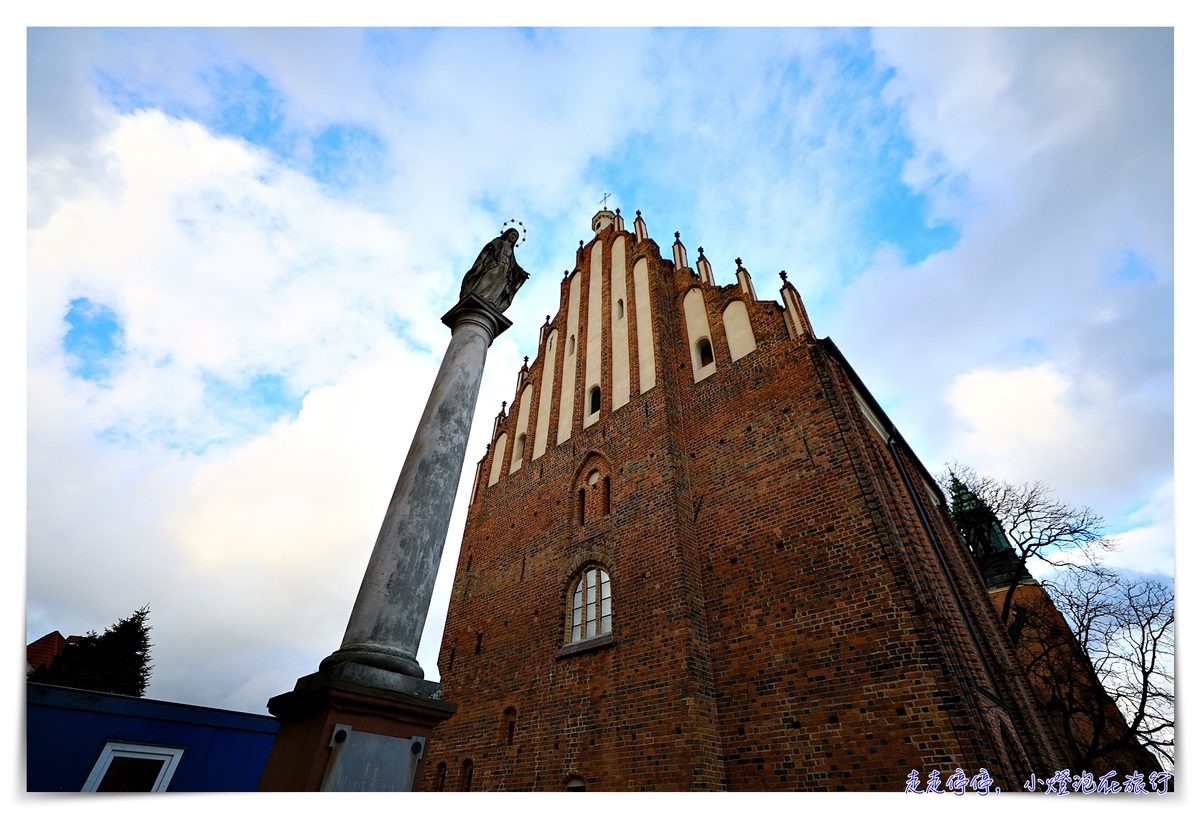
[24,26,1174,715]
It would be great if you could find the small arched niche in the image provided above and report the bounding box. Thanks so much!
[682,288,717,382]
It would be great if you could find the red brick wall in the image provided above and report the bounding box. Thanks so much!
[425,220,1062,791]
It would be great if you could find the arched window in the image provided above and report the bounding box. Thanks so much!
[697,338,714,367]
[435,762,447,791]
[567,566,611,643]
[616,298,625,319]
[513,433,526,462]
[460,759,474,791]
[588,385,601,415]
[568,334,576,356]
[566,776,586,791]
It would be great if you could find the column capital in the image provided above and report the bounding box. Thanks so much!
[441,292,513,342]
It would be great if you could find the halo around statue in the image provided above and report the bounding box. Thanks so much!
[501,219,527,247]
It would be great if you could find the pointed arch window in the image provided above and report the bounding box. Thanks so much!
[568,566,611,643]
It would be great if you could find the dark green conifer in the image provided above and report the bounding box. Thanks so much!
[31,606,153,696]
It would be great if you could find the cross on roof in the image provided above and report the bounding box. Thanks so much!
[600,192,611,209]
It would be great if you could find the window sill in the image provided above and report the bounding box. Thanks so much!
[555,632,615,660]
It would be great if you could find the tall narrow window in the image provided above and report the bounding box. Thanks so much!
[568,566,612,643]
[577,488,586,526]
[602,476,611,516]
[461,759,474,791]
[697,338,714,367]
[513,433,526,462]
[568,335,576,355]
[505,707,517,746]
[617,298,624,319]
[588,385,601,415]
[435,763,447,791]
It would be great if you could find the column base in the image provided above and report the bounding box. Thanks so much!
[320,644,425,679]
[257,662,456,791]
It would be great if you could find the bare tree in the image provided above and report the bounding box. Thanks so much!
[940,464,1115,627]
[1014,565,1174,772]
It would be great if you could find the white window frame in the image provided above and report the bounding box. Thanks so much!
[81,741,185,792]
[568,567,612,643]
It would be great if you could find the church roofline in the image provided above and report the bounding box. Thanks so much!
[818,337,947,507]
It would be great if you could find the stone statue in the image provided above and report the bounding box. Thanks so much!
[458,228,529,313]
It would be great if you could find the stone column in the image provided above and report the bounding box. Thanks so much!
[322,292,512,679]
[259,293,510,792]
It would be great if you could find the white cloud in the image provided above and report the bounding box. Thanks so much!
[1107,479,1175,579]
[24,28,1172,715]
[25,110,458,708]
[829,29,1172,546]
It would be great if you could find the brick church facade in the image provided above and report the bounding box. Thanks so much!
[423,208,1065,791]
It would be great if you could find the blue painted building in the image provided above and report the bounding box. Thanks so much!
[27,683,279,792]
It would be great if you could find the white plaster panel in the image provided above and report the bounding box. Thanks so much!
[488,432,508,487]
[532,329,557,460]
[723,299,757,362]
[509,384,533,473]
[633,257,656,392]
[557,273,582,442]
[610,236,630,411]
[583,242,604,429]
[683,288,717,382]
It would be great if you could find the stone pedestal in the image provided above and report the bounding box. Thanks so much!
[257,663,456,791]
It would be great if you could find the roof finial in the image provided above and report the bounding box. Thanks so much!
[600,192,611,209]
[698,246,705,256]
[735,257,743,267]
[779,270,788,282]
[524,355,529,366]
[615,207,621,215]
[635,210,641,216]
[545,314,551,323]
[579,240,584,248]
[501,401,507,412]
[674,231,680,240]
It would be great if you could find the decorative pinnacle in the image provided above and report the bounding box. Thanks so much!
[735,257,743,267]
[545,314,551,323]
[579,240,584,248]
[674,231,681,240]
[501,401,507,412]
[524,356,529,366]
[779,270,788,282]
[615,207,621,215]
[698,246,705,256]
[635,210,641,217]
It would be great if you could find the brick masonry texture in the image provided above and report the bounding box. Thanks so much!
[423,217,1065,791]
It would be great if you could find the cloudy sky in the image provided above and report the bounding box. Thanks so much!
[24,27,1173,713]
